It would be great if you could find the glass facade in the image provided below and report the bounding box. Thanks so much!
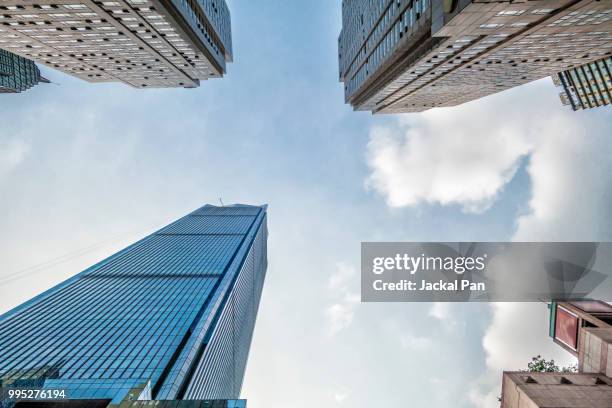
[0,50,44,94]
[0,204,268,406]
[556,57,612,111]
[338,0,431,99]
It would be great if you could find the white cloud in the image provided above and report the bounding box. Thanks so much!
[328,262,355,290]
[325,263,360,336]
[514,118,612,240]
[0,138,30,178]
[429,302,451,322]
[325,301,357,336]
[468,385,500,408]
[366,103,533,213]
[400,333,432,350]
[333,389,350,404]
[428,302,464,334]
[365,81,612,216]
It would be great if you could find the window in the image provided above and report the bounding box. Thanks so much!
[64,4,88,9]
[532,8,554,15]
[496,10,525,16]
[480,23,504,29]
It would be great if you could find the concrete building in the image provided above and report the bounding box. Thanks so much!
[0,204,268,406]
[338,0,612,113]
[501,371,612,408]
[0,49,48,92]
[548,300,612,358]
[500,301,612,408]
[0,0,232,88]
[552,56,612,110]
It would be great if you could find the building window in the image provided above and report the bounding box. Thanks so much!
[496,10,525,16]
[480,23,504,29]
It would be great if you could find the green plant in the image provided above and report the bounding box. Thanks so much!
[523,355,577,373]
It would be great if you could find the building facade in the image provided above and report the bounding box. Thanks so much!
[500,300,612,408]
[338,0,612,113]
[548,301,612,369]
[0,0,232,88]
[553,56,612,110]
[501,371,612,408]
[0,204,267,406]
[0,49,47,93]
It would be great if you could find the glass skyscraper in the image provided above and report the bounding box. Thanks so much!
[0,50,47,94]
[553,57,612,111]
[0,204,268,407]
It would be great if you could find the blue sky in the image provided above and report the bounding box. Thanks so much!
[1,1,612,407]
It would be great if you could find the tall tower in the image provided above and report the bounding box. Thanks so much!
[0,49,48,93]
[0,204,267,407]
[338,0,612,113]
[0,0,233,89]
[553,56,612,111]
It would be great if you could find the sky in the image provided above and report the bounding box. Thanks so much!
[1,1,612,407]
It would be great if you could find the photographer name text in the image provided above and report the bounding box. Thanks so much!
[372,279,485,292]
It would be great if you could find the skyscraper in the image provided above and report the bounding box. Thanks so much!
[338,0,612,113]
[553,56,612,110]
[0,49,48,93]
[0,204,267,407]
[0,0,232,89]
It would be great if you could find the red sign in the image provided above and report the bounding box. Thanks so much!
[555,306,579,350]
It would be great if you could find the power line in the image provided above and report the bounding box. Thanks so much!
[0,220,167,285]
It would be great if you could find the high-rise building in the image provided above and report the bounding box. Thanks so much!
[0,49,48,93]
[338,0,612,113]
[0,0,232,89]
[552,56,612,110]
[0,204,267,407]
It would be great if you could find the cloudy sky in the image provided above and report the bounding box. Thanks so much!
[1,1,611,407]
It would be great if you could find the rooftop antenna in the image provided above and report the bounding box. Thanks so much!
[39,76,61,86]
[219,197,224,207]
